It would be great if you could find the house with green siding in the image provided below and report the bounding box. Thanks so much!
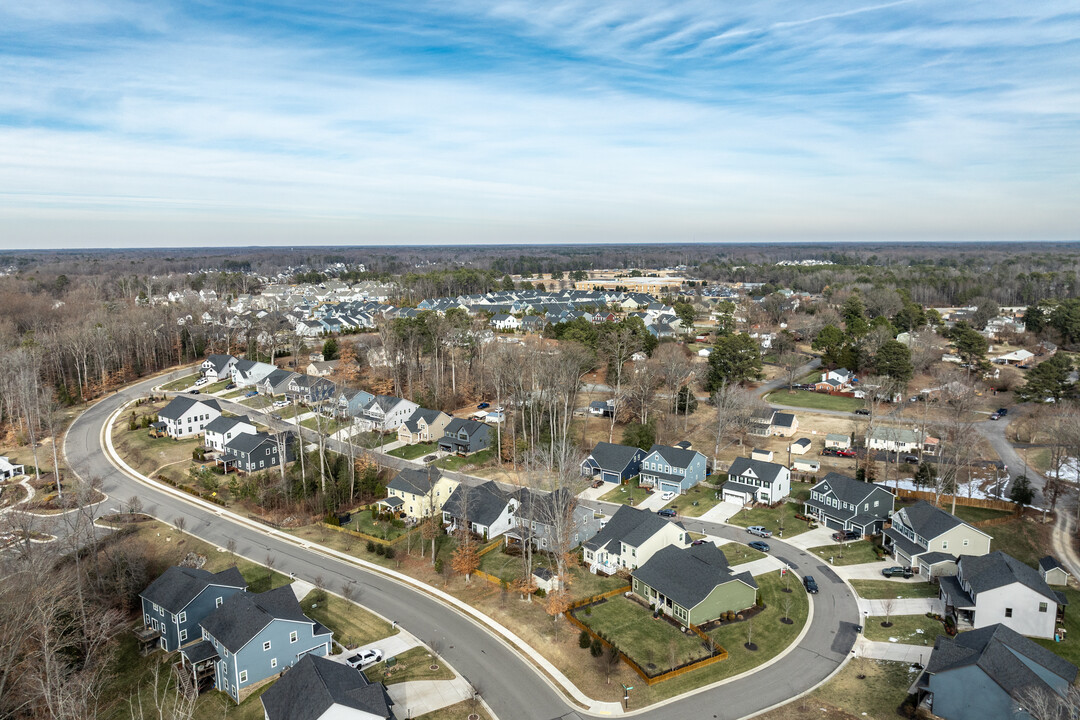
[631,543,758,627]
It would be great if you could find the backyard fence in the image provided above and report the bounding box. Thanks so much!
[320,520,419,548]
[892,487,1015,511]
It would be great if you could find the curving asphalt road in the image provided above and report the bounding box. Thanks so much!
[64,369,859,720]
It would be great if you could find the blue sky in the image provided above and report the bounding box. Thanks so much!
[0,1,1077,248]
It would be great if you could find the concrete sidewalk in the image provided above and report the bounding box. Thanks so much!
[854,637,932,664]
[858,598,943,616]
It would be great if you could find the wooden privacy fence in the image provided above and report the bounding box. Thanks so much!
[321,521,418,548]
[892,487,1015,512]
[564,588,729,685]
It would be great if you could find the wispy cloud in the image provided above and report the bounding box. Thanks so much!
[0,0,1077,246]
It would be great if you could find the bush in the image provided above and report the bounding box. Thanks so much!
[584,606,592,616]
[384,546,395,560]
[590,638,604,657]
[366,540,375,553]
[375,544,386,556]
[325,512,341,527]
[534,588,547,598]
[434,558,444,573]
[579,630,592,649]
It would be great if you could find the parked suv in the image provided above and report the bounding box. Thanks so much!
[832,531,860,542]
[881,566,913,578]
[746,526,772,538]
[803,575,819,594]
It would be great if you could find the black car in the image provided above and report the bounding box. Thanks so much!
[902,455,920,464]
[881,566,913,578]
[803,575,819,594]
[225,383,236,390]
[189,389,200,394]
[657,508,677,518]
[832,531,860,542]
[997,408,1008,416]
[854,408,870,415]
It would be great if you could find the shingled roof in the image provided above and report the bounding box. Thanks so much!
[584,505,682,553]
[140,566,246,615]
[201,586,321,654]
[260,654,393,720]
[632,543,757,610]
[959,551,1063,603]
[893,500,966,540]
[585,442,642,473]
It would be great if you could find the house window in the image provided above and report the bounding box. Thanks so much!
[263,640,272,651]
[270,658,277,668]
[941,541,948,550]
[180,629,188,642]
[1005,608,1013,618]
[216,597,223,608]
[1040,603,1049,613]
[962,539,969,547]
[290,631,298,643]
[178,612,187,624]
[874,500,880,507]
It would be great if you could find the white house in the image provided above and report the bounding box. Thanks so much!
[491,314,522,332]
[993,348,1034,366]
[200,354,237,382]
[0,456,25,480]
[358,396,420,433]
[582,505,688,575]
[722,457,791,505]
[229,360,276,388]
[203,415,258,453]
[155,397,222,440]
[868,426,936,455]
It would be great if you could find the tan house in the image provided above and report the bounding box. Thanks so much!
[883,500,992,578]
[306,360,339,377]
[396,408,453,445]
[380,468,459,521]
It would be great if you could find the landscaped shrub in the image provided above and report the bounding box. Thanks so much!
[366,540,375,553]
[590,638,603,657]
[434,558,444,573]
[325,512,341,526]
[384,546,395,559]
[579,630,592,649]
[534,588,547,598]
[584,606,592,616]
[375,544,386,556]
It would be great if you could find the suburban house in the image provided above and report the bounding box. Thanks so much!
[437,418,492,456]
[506,487,603,551]
[230,359,276,388]
[220,432,295,474]
[749,409,798,437]
[491,313,522,332]
[1040,556,1071,586]
[883,500,992,578]
[582,505,687,575]
[631,544,757,628]
[580,442,645,485]
[156,397,223,440]
[521,316,546,334]
[993,348,1035,366]
[722,456,791,505]
[335,387,376,421]
[815,368,855,391]
[638,444,707,495]
[824,433,851,450]
[198,585,334,704]
[285,374,336,405]
[915,624,1078,720]
[358,395,420,432]
[258,369,299,397]
[201,354,238,382]
[441,480,519,540]
[305,359,339,377]
[140,566,247,652]
[867,426,937,455]
[588,400,615,417]
[260,654,394,720]
[396,407,453,445]
[0,456,25,480]
[382,467,459,520]
[803,472,895,535]
[939,551,1067,639]
[203,415,257,453]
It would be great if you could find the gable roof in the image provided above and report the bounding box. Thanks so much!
[444,417,488,437]
[204,415,254,435]
[646,444,701,469]
[140,565,246,614]
[225,431,280,454]
[201,585,320,653]
[813,472,885,505]
[387,467,443,496]
[895,500,969,540]
[727,456,786,486]
[401,407,447,432]
[585,442,642,472]
[632,543,757,610]
[583,505,681,553]
[157,396,221,421]
[260,654,393,720]
[441,481,511,527]
[959,551,1062,602]
[1040,555,1068,575]
[204,354,235,373]
[773,412,796,428]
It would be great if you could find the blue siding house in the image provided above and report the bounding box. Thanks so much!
[580,442,645,484]
[639,444,707,494]
[139,566,247,652]
[198,586,333,703]
[336,387,376,420]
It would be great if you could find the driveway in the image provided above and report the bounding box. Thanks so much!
[637,490,671,512]
[857,598,943,617]
[854,638,933,664]
[389,677,479,718]
[577,482,614,502]
[698,500,744,523]
[781,526,836,550]
[832,563,922,581]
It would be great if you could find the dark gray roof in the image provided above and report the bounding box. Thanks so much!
[584,505,682,553]
[262,368,296,388]
[925,624,1077,699]
[444,417,488,437]
[918,551,957,566]
[721,480,759,496]
[959,551,1061,602]
[204,354,235,373]
[204,415,254,435]
[378,496,404,508]
[180,639,219,664]
[773,412,796,428]
[894,500,967,540]
[157,396,221,421]
[814,472,887,505]
[792,438,812,448]
[647,444,701,469]
[401,407,446,432]
[585,442,642,473]
[201,585,317,653]
[441,481,511,527]
[728,457,786,486]
[1040,556,1068,574]
[141,565,246,614]
[632,544,757,610]
[260,654,393,720]
[883,527,923,558]
[387,467,442,496]
[224,431,277,454]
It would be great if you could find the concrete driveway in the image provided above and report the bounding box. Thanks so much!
[854,638,933,664]
[858,597,943,616]
[782,526,836,550]
[637,490,671,511]
[832,564,924,581]
[699,500,744,523]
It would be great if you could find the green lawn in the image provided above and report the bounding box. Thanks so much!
[790,481,814,503]
[863,614,947,645]
[221,387,249,399]
[387,441,439,460]
[988,514,1050,566]
[580,596,712,672]
[436,448,495,471]
[662,483,726,517]
[300,415,347,434]
[203,378,231,394]
[415,701,492,720]
[598,480,651,507]
[850,580,940,599]
[346,510,410,542]
[365,646,455,685]
[705,572,810,677]
[951,504,1013,524]
[718,542,768,566]
[300,590,398,649]
[1036,586,1078,664]
[160,373,200,391]
[728,502,813,538]
[808,540,882,566]
[765,390,863,413]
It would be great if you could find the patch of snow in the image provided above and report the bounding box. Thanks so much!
[1055,458,1080,482]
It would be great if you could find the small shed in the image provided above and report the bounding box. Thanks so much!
[750,448,774,462]
[789,438,812,455]
[793,459,820,473]
[532,567,564,594]
[1040,556,1071,586]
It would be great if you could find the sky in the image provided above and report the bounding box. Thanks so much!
[0,1,1078,248]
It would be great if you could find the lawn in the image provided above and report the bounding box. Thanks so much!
[299,589,398,650]
[808,540,882,566]
[221,387,249,399]
[802,658,916,720]
[479,548,627,601]
[300,415,347,434]
[849,580,940,600]
[863,613,947,645]
[159,373,200,391]
[415,700,492,720]
[346,510,411,542]
[203,378,231,394]
[662,483,725,517]
[789,481,814,503]
[112,407,202,480]
[987,514,1052,566]
[579,596,712,672]
[388,441,439,460]
[728,502,813,538]
[598,480,652,507]
[365,646,455,685]
[765,390,864,413]
[1036,586,1080,664]
[951,505,1013,524]
[704,572,810,678]
[718,542,768,566]
[436,448,495,471]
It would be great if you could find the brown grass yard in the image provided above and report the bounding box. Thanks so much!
[863,614,946,646]
[415,701,492,720]
[728,502,813,538]
[718,542,768,566]
[807,540,882,566]
[300,589,398,649]
[365,646,455,685]
[112,400,202,480]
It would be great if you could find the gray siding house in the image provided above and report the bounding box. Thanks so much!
[220,431,295,474]
[199,586,333,704]
[803,473,894,534]
[139,566,247,652]
[883,500,992,577]
[438,418,492,455]
[507,487,603,551]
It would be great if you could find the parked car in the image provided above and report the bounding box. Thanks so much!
[821,448,839,457]
[832,531,860,542]
[989,413,1000,420]
[997,408,1009,416]
[854,408,871,416]
[836,449,857,458]
[245,390,258,397]
[591,479,605,489]
[902,455,920,464]
[188,389,201,394]
[660,490,676,501]
[273,399,289,408]
[657,508,677,518]
[345,648,384,669]
[225,383,236,390]
[881,566,913,578]
[803,575,819,594]
[691,539,708,546]
[746,525,772,538]
[477,402,490,409]
[193,377,208,387]
[748,540,770,552]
